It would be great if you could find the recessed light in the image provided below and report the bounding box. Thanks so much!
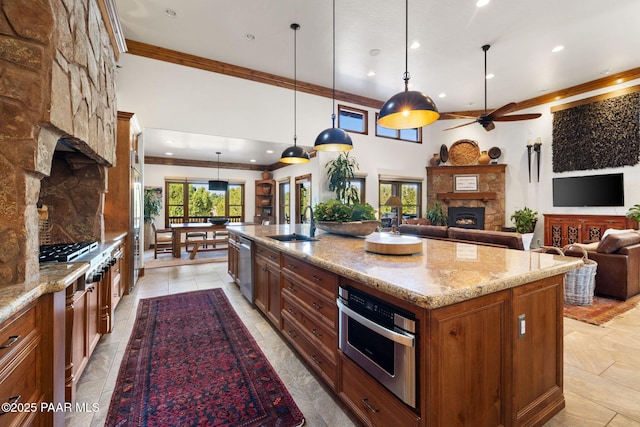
[485,73,495,79]
[410,41,421,49]
[369,49,381,56]
[165,152,173,156]
[164,8,177,18]
[266,150,274,154]
[476,0,490,7]
[551,45,564,53]
[366,70,376,77]
[250,159,257,163]
[245,34,255,41]
[438,93,446,98]
[616,78,624,84]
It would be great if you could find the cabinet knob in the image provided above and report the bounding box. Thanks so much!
[361,398,380,413]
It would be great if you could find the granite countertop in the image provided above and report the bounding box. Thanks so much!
[231,224,584,309]
[0,232,127,324]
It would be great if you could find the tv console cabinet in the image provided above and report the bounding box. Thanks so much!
[543,214,637,247]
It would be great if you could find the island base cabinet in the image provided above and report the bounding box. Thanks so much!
[512,276,565,426]
[339,352,421,427]
[429,290,510,427]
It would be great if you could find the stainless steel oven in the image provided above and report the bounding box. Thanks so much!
[337,285,417,407]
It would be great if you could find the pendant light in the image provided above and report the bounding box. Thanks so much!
[280,23,310,164]
[377,0,439,130]
[208,151,228,191]
[313,0,353,152]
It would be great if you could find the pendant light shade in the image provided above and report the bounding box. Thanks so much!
[208,151,228,191]
[281,23,310,164]
[377,0,439,130]
[314,0,353,152]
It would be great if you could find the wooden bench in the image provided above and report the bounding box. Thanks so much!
[187,236,229,259]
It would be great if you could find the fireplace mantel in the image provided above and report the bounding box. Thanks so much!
[426,164,506,231]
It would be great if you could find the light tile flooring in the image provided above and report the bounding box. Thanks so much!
[67,253,640,427]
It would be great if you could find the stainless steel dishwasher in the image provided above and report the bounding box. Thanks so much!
[238,236,254,303]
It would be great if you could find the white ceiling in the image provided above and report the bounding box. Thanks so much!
[115,0,640,164]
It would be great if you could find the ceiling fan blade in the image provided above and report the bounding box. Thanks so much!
[443,121,477,131]
[485,102,518,120]
[492,113,542,122]
[439,113,478,120]
[483,121,495,131]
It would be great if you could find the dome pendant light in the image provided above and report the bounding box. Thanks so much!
[377,0,439,130]
[208,151,228,191]
[313,0,353,152]
[281,23,310,164]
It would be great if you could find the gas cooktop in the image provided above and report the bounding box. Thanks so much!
[39,241,99,263]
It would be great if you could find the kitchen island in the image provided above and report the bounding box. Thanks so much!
[229,224,583,427]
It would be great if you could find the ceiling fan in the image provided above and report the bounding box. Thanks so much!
[443,44,541,131]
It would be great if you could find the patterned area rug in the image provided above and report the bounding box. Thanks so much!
[106,289,305,426]
[563,294,640,326]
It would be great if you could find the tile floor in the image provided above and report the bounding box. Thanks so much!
[67,253,640,426]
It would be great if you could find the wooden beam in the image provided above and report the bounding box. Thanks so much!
[144,150,317,171]
[550,84,640,113]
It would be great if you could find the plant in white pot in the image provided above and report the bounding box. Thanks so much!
[510,207,538,250]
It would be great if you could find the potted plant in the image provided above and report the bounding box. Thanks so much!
[426,202,448,226]
[626,204,640,228]
[144,188,163,249]
[510,207,538,250]
[325,152,360,204]
[313,199,380,236]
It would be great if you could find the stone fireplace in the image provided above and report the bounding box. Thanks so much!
[0,0,119,285]
[426,164,506,231]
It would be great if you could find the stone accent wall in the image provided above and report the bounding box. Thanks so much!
[426,164,506,231]
[0,0,117,285]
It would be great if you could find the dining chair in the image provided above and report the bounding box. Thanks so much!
[152,223,174,258]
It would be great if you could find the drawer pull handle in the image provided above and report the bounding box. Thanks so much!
[312,302,323,310]
[0,395,21,416]
[287,285,296,292]
[287,308,297,315]
[311,355,322,365]
[0,335,20,349]
[311,328,322,337]
[287,330,297,338]
[362,398,380,413]
[287,263,296,269]
[262,267,268,271]
[311,275,321,282]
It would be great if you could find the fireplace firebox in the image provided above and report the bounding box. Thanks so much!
[448,207,485,230]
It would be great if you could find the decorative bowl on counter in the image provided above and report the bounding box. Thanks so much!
[208,217,229,225]
[316,220,381,237]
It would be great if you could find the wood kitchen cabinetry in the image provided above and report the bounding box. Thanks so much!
[254,243,281,327]
[105,111,142,294]
[544,214,636,247]
[280,254,338,389]
[255,179,276,223]
[227,231,240,285]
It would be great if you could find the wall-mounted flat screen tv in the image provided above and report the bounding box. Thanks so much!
[552,173,624,207]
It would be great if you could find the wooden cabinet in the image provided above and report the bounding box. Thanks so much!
[0,300,47,426]
[228,231,240,284]
[544,214,636,247]
[340,353,421,427]
[254,244,281,327]
[280,254,338,388]
[255,179,276,223]
[105,111,142,294]
[512,276,564,426]
[429,290,510,427]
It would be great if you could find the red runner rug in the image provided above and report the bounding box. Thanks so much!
[563,294,640,326]
[106,289,305,426]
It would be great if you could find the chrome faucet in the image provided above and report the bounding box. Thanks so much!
[303,205,316,238]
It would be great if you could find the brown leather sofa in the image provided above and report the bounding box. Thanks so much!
[564,231,640,300]
[397,223,524,250]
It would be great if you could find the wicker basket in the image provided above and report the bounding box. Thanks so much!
[540,245,597,305]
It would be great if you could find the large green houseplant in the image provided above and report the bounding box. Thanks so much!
[313,200,380,236]
[626,203,640,225]
[144,188,163,249]
[325,152,360,204]
[426,202,448,226]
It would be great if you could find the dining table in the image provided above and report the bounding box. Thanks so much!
[169,222,229,258]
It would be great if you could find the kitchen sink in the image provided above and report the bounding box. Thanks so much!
[267,233,318,242]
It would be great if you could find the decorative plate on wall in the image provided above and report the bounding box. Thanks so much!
[439,144,449,163]
[488,146,502,160]
[448,139,480,166]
